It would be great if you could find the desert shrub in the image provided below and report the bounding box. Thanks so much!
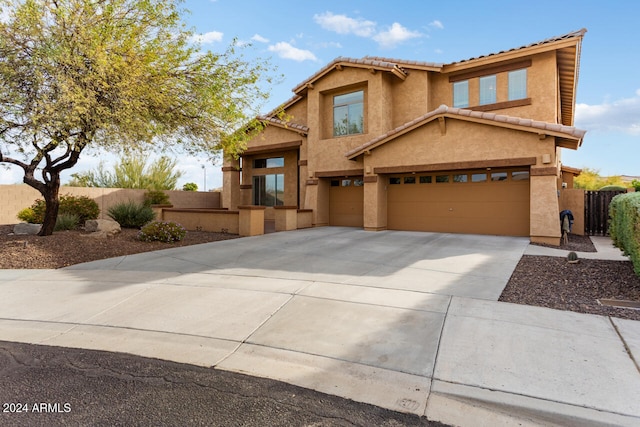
[144,190,171,206]
[54,213,80,231]
[599,185,627,192]
[58,194,100,223]
[138,221,186,243]
[20,194,99,225]
[609,192,640,275]
[107,201,155,228]
[182,182,198,191]
[17,207,38,224]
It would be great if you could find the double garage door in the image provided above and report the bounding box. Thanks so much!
[387,169,530,236]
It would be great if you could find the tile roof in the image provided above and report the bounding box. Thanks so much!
[292,57,407,94]
[258,115,309,135]
[345,105,586,159]
[448,28,587,66]
[362,56,443,69]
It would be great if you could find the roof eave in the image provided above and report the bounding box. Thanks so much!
[345,106,586,159]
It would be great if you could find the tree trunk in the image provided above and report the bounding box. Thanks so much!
[38,175,61,236]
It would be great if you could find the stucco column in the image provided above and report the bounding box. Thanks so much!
[363,175,387,231]
[530,172,561,245]
[221,156,240,210]
[304,178,329,227]
[238,205,265,236]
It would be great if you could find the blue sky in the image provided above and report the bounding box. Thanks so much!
[1,0,638,188]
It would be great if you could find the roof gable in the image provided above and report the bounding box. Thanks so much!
[345,105,586,160]
[292,57,408,95]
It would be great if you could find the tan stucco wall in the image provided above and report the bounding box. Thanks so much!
[0,185,220,225]
[162,209,238,234]
[430,51,558,123]
[365,119,555,169]
[284,98,308,127]
[530,174,561,244]
[390,72,430,128]
[363,177,387,231]
[559,188,585,235]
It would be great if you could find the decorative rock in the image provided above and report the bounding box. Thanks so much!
[13,223,41,235]
[85,219,121,235]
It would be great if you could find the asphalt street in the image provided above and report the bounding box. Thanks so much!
[0,340,448,426]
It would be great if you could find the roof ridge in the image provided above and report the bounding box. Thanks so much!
[292,56,406,94]
[363,56,444,68]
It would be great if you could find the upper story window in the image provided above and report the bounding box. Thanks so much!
[333,90,364,137]
[479,75,496,105]
[508,69,527,100]
[253,157,284,168]
[453,80,469,108]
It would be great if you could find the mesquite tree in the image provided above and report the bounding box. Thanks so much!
[0,0,271,235]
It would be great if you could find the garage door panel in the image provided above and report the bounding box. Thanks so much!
[330,178,364,227]
[387,170,530,236]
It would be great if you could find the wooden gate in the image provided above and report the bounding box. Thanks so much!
[584,190,625,236]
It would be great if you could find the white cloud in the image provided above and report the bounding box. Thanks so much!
[373,22,422,49]
[575,90,640,136]
[268,42,318,62]
[251,34,269,43]
[190,31,223,45]
[429,20,444,30]
[313,12,376,37]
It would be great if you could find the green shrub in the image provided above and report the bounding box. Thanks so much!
[599,185,627,191]
[138,221,186,243]
[632,179,640,192]
[107,201,155,228]
[144,190,170,206]
[58,194,100,223]
[17,207,38,224]
[182,182,198,191]
[54,213,80,231]
[20,194,99,225]
[609,192,640,275]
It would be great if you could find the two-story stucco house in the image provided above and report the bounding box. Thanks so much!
[222,29,587,246]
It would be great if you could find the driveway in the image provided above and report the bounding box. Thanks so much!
[1,227,639,426]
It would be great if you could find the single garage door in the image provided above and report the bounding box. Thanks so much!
[329,177,364,227]
[387,169,530,236]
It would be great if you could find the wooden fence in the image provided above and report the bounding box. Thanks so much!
[584,190,625,236]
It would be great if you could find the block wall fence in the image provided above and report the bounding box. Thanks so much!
[0,185,221,225]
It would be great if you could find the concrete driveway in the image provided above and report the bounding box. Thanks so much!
[1,227,639,426]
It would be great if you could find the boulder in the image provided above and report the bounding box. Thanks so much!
[13,223,41,235]
[85,219,121,235]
